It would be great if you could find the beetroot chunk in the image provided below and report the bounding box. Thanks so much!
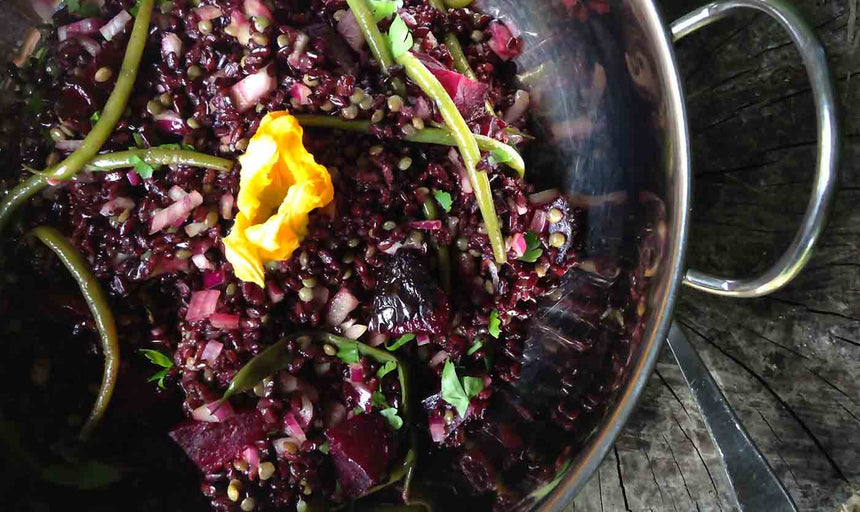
[168,410,265,473]
[325,414,391,497]
[369,250,450,335]
[416,54,490,122]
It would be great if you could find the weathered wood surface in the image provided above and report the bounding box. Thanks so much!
[571,0,860,510]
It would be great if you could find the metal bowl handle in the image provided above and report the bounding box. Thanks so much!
[671,0,839,298]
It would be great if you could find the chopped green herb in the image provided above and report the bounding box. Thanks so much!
[376,360,397,379]
[127,154,155,179]
[318,441,330,454]
[488,309,501,338]
[372,392,389,409]
[129,0,144,17]
[139,349,173,389]
[132,132,146,149]
[336,342,360,364]
[488,148,513,165]
[466,340,483,356]
[90,111,100,123]
[440,359,480,418]
[158,143,181,150]
[463,376,484,398]
[368,0,402,20]
[387,15,413,59]
[483,354,492,372]
[379,407,403,430]
[385,333,415,351]
[432,190,453,213]
[519,231,543,263]
[352,406,364,416]
[65,0,101,17]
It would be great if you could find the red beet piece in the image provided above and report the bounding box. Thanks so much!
[168,410,265,473]
[325,414,391,497]
[416,54,490,122]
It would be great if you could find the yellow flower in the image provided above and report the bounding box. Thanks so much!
[224,112,333,287]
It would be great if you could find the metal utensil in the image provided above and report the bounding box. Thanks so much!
[667,322,798,512]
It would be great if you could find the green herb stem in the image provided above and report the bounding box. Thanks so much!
[422,198,452,293]
[395,51,506,263]
[294,115,524,177]
[46,0,154,182]
[29,226,119,441]
[346,0,395,73]
[84,149,234,173]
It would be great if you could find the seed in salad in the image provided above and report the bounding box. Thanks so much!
[253,16,270,31]
[301,277,317,288]
[387,95,404,112]
[240,497,257,511]
[471,29,484,42]
[369,145,383,156]
[320,100,335,112]
[187,65,202,79]
[187,118,201,129]
[333,9,347,21]
[371,109,384,123]
[94,67,113,83]
[323,344,337,356]
[146,99,164,116]
[401,124,416,137]
[383,220,397,231]
[252,33,269,46]
[176,249,192,260]
[549,232,567,248]
[49,127,66,142]
[277,34,290,48]
[159,92,172,106]
[359,97,373,110]
[198,20,213,34]
[456,237,469,251]
[298,287,314,302]
[227,480,242,502]
[258,462,276,481]
[350,88,365,104]
[412,117,425,130]
[341,106,358,119]
[397,157,413,170]
[548,208,564,224]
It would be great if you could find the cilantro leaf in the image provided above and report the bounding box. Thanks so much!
[140,349,173,389]
[368,0,402,21]
[352,407,364,416]
[432,190,453,213]
[147,368,170,389]
[65,0,101,17]
[385,333,415,351]
[336,342,360,364]
[376,360,397,379]
[463,376,484,398]
[488,309,501,338]
[318,441,330,454]
[127,155,155,179]
[387,15,413,59]
[372,392,389,408]
[441,360,470,417]
[90,111,100,123]
[132,132,146,149]
[519,231,543,263]
[129,0,143,17]
[379,407,403,430]
[466,340,483,356]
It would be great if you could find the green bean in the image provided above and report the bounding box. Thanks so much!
[294,115,525,177]
[222,339,290,401]
[422,198,451,293]
[443,0,473,7]
[346,0,395,73]
[84,149,234,173]
[45,0,154,182]
[385,52,507,262]
[29,226,119,441]
[0,174,47,234]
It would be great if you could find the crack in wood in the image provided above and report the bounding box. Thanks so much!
[809,369,860,406]
[745,327,811,360]
[612,446,633,512]
[756,408,802,489]
[682,14,761,83]
[764,295,860,323]
[676,317,850,483]
[655,369,692,417]
[831,333,860,348]
[641,447,670,510]
[661,432,698,509]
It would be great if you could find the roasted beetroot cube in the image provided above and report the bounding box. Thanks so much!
[325,414,391,497]
[168,410,265,473]
[369,250,450,335]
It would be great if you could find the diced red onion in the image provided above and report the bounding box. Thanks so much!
[230,66,276,113]
[99,10,132,41]
[323,401,347,428]
[161,32,182,59]
[379,240,403,255]
[56,139,84,152]
[528,188,561,205]
[287,33,310,70]
[194,5,223,20]
[75,36,101,57]
[202,269,225,289]
[416,334,431,346]
[127,170,141,186]
[530,210,547,233]
[191,253,213,270]
[273,436,304,455]
[313,286,330,306]
[410,220,443,230]
[266,281,285,304]
[429,415,446,443]
[510,232,527,258]
[290,82,312,105]
[186,289,220,322]
[219,193,235,220]
[415,97,431,119]
[150,190,203,234]
[350,382,373,412]
[488,261,500,290]
[487,21,520,61]
[349,363,364,383]
[283,413,307,442]
[344,323,367,340]
[242,446,260,477]
[504,89,530,123]
[243,0,273,20]
[227,10,252,45]
[58,18,104,42]
[428,350,449,368]
[201,340,224,363]
[279,374,298,393]
[191,400,234,423]
[296,394,314,429]
[448,148,473,194]
[209,313,239,330]
[155,110,188,136]
[152,256,190,277]
[337,10,365,53]
[326,287,358,326]
[168,185,188,201]
[99,196,134,217]
[184,222,208,238]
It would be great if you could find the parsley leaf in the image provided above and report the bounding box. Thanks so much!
[65,0,100,17]
[441,360,485,418]
[519,231,543,263]
[90,111,100,123]
[387,15,413,59]
[488,309,501,338]
[318,441,330,454]
[372,392,389,408]
[376,360,397,379]
[127,155,155,179]
[385,333,415,351]
[466,340,483,356]
[379,407,403,430]
[368,0,402,21]
[336,342,360,364]
[463,376,484,398]
[432,190,453,213]
[129,0,143,17]
[140,349,173,389]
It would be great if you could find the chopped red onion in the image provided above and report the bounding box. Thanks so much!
[152,256,190,277]
[416,334,431,346]
[313,286,330,306]
[344,323,367,340]
[349,363,364,383]
[230,66,276,113]
[209,313,240,330]
[528,188,561,205]
[296,394,314,429]
[266,281,285,304]
[487,21,520,61]
[428,350,449,368]
[242,446,260,477]
[202,269,226,289]
[503,89,530,123]
[287,33,311,70]
[186,289,220,322]
[273,436,304,455]
[409,220,443,231]
[449,149,473,194]
[75,36,101,57]
[149,190,203,234]
[429,415,446,443]
[227,10,252,45]
[99,196,134,217]
[155,110,188,136]
[161,32,182,59]
[56,139,84,152]
[415,97,431,119]
[326,287,358,326]
[184,222,208,238]
[127,170,141,186]
[168,185,188,201]
[284,413,307,442]
[530,210,547,233]
[290,82,312,105]
[510,232,527,258]
[191,400,234,423]
[191,253,213,270]
[58,18,104,42]
[99,10,132,41]
[379,240,403,255]
[194,5,223,20]
[243,0,273,20]
[219,193,235,220]
[337,10,365,53]
[201,340,224,363]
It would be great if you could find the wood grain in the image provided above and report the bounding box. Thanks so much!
[572,0,860,510]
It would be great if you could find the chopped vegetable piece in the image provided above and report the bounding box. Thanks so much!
[140,349,174,389]
[380,408,404,430]
[463,376,484,398]
[488,309,501,338]
[432,190,453,212]
[29,226,119,440]
[337,342,361,364]
[368,0,402,20]
[65,0,101,17]
[372,392,389,408]
[319,441,330,454]
[387,13,413,59]
[222,341,290,401]
[519,231,544,263]
[376,360,397,379]
[127,154,155,179]
[441,360,474,418]
[386,333,415,351]
[345,0,395,73]
[466,340,483,355]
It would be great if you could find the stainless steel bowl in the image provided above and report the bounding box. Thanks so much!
[0,0,838,509]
